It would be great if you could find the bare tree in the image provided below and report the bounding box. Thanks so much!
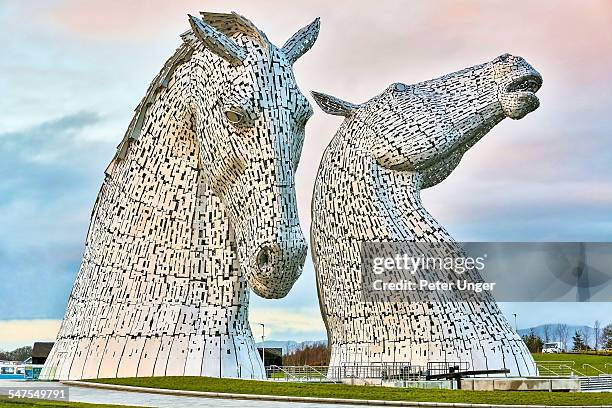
[594,320,601,351]
[581,327,592,350]
[556,324,569,351]
[543,325,552,343]
[283,343,330,366]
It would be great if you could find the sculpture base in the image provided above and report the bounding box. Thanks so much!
[40,334,264,380]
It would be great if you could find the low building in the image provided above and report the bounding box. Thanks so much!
[257,347,283,367]
[32,342,54,365]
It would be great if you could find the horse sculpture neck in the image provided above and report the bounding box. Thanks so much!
[315,119,452,242]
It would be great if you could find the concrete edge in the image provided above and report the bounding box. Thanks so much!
[61,380,612,408]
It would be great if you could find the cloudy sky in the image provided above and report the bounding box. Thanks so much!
[1,0,611,350]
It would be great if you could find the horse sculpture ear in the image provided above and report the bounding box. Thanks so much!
[282,17,320,64]
[188,14,246,66]
[311,91,358,117]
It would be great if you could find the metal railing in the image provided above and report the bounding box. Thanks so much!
[580,375,612,391]
[266,361,471,382]
[427,361,471,376]
[333,364,427,381]
[267,365,334,382]
[535,361,588,377]
[582,363,607,376]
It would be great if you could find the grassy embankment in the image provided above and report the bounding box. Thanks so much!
[89,375,612,406]
[533,352,612,376]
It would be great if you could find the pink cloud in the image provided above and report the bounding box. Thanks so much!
[17,1,612,91]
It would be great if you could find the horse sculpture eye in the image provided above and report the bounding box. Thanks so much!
[394,83,408,92]
[225,110,244,124]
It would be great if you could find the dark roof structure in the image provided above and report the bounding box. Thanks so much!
[32,342,54,359]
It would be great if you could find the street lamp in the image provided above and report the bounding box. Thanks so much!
[513,313,518,332]
[254,322,266,374]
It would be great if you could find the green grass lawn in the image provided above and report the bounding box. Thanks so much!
[533,352,612,376]
[0,396,137,408]
[89,376,612,406]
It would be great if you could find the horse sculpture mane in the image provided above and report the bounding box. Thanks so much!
[107,12,272,170]
[41,11,319,381]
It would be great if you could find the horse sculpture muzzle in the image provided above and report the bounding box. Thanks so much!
[249,228,308,298]
[495,54,543,119]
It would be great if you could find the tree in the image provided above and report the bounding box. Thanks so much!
[0,346,32,362]
[543,325,552,342]
[572,330,588,351]
[581,327,592,350]
[594,320,601,350]
[522,329,544,353]
[283,343,330,366]
[9,346,32,362]
[602,324,612,349]
[556,324,569,351]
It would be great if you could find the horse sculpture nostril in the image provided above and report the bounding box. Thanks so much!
[247,237,307,299]
[257,247,271,271]
[254,243,281,274]
[252,239,307,277]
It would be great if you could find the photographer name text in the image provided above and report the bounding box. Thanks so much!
[371,279,496,293]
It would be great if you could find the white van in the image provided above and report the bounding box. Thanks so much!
[542,342,563,353]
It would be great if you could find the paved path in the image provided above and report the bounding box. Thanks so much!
[0,380,386,408]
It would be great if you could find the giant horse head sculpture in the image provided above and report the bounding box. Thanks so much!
[41,12,319,381]
[310,54,543,376]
